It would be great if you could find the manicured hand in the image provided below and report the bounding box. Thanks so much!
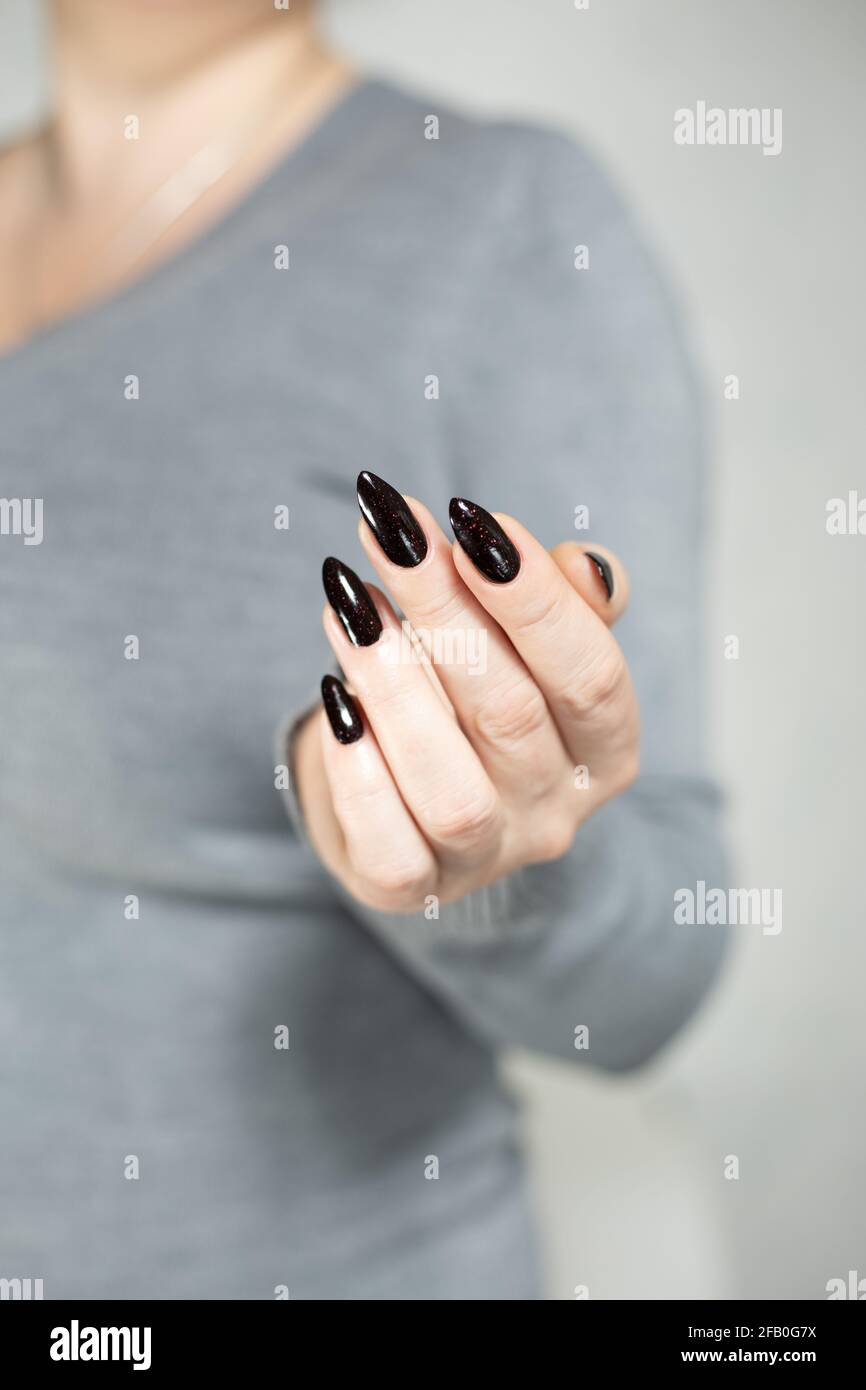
[293,472,639,911]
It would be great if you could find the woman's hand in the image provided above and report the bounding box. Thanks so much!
[293,473,640,912]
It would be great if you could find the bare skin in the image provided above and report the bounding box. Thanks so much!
[298,496,639,912]
[2,2,642,911]
[0,0,354,352]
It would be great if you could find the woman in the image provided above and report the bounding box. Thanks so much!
[0,1,728,1299]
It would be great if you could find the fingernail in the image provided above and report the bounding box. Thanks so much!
[448,497,521,583]
[322,557,383,647]
[357,471,428,568]
[584,550,614,601]
[321,674,363,744]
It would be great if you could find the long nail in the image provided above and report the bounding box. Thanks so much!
[584,550,614,601]
[448,497,520,583]
[357,471,428,568]
[322,557,383,647]
[321,674,363,744]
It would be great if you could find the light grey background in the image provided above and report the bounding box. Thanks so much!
[2,0,863,1299]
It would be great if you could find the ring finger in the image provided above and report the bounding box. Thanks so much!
[321,558,504,865]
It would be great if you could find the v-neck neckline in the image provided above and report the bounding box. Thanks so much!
[0,76,382,378]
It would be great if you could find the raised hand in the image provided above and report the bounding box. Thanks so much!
[293,472,639,912]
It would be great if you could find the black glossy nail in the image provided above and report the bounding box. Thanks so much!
[321,674,363,744]
[322,556,383,647]
[448,497,521,583]
[584,550,614,601]
[357,470,428,567]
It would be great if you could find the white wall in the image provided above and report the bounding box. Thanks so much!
[3,0,863,1300]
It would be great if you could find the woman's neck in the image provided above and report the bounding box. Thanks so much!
[0,1,354,352]
[46,0,331,207]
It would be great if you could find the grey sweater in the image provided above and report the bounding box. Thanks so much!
[0,79,727,1300]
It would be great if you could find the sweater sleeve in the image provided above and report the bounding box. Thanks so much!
[284,126,730,1073]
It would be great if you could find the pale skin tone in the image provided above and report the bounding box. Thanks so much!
[301,503,638,911]
[0,0,352,350]
[1,1,641,912]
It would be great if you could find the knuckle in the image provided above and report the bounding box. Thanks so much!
[562,649,628,722]
[332,779,391,825]
[421,788,501,849]
[355,856,434,910]
[356,677,409,721]
[610,746,641,796]
[530,816,576,864]
[512,588,566,640]
[403,585,465,633]
[472,683,549,751]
